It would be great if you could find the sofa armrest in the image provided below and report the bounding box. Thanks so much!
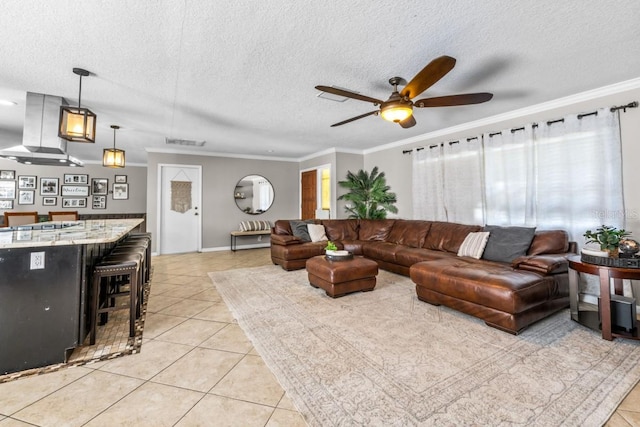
[511,254,571,275]
[270,234,302,246]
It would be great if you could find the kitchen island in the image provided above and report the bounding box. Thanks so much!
[0,218,144,375]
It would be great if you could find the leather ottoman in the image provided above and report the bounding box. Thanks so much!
[306,255,378,298]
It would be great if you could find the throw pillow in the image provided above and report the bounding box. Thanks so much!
[457,232,491,259]
[289,220,314,242]
[239,220,271,232]
[482,225,536,263]
[307,224,328,242]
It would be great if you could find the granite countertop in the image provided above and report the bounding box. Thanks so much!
[0,218,144,248]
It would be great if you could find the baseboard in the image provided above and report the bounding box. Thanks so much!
[201,243,271,252]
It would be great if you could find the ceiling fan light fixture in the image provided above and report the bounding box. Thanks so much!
[380,102,413,123]
[103,125,125,168]
[59,68,96,143]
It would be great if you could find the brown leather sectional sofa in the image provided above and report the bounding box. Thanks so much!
[270,219,576,334]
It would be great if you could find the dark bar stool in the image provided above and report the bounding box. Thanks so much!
[124,235,151,282]
[109,246,147,317]
[89,258,139,345]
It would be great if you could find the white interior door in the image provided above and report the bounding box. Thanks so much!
[158,164,202,254]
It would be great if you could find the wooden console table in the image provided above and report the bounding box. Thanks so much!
[568,255,639,341]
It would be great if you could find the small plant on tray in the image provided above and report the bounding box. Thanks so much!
[583,225,631,257]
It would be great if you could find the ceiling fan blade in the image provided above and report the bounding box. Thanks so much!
[330,110,378,127]
[398,115,416,128]
[414,93,494,108]
[400,56,456,99]
[316,85,383,105]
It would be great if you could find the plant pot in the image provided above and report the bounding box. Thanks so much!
[607,248,619,258]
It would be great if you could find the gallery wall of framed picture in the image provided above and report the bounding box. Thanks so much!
[0,168,134,212]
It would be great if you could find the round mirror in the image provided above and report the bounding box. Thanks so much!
[234,175,274,215]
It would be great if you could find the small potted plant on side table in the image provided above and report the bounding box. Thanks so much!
[583,225,631,258]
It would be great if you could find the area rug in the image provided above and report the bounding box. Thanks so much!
[209,266,640,426]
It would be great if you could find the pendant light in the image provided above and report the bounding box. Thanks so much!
[59,68,97,143]
[103,125,125,168]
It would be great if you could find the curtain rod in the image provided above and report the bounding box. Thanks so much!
[402,101,637,153]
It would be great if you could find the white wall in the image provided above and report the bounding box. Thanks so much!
[146,152,299,252]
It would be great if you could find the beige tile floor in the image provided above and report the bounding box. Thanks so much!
[0,248,638,426]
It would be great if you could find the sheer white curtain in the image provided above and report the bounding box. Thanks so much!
[442,139,485,224]
[413,145,446,220]
[412,107,624,242]
[483,124,536,226]
[535,108,623,243]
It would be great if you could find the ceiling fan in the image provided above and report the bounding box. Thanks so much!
[316,55,493,129]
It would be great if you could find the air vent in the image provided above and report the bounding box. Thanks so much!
[165,137,206,147]
[316,86,358,102]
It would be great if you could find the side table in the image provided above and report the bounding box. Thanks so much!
[567,255,639,341]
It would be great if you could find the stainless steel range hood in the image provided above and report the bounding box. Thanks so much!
[0,92,83,167]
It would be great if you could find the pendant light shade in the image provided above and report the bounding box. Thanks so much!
[59,68,96,143]
[380,102,413,123]
[103,125,125,168]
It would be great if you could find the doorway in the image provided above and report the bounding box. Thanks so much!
[157,164,202,254]
[300,165,331,219]
[301,170,316,220]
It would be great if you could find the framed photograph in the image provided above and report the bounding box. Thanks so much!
[18,190,35,205]
[0,170,15,180]
[0,200,13,209]
[0,180,16,199]
[61,185,90,197]
[91,178,108,195]
[40,178,59,196]
[42,197,57,206]
[62,198,87,208]
[18,176,37,189]
[92,195,107,209]
[114,175,127,183]
[63,174,88,184]
[112,183,129,200]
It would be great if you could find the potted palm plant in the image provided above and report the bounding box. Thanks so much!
[337,167,398,219]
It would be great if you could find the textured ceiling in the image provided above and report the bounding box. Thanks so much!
[0,1,639,164]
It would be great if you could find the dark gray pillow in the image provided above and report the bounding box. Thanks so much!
[482,225,536,263]
[289,220,314,242]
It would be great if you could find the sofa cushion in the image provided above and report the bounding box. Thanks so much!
[527,230,569,255]
[395,247,455,267]
[457,231,491,259]
[290,220,314,242]
[410,257,558,314]
[321,219,359,241]
[386,220,431,248]
[307,224,328,242]
[362,241,403,263]
[423,222,483,253]
[482,225,536,263]
[273,220,293,235]
[358,219,395,241]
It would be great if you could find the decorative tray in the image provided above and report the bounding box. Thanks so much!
[580,253,640,268]
[325,250,353,261]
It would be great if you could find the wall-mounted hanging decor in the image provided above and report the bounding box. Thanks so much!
[40,178,59,196]
[171,180,191,213]
[113,183,128,200]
